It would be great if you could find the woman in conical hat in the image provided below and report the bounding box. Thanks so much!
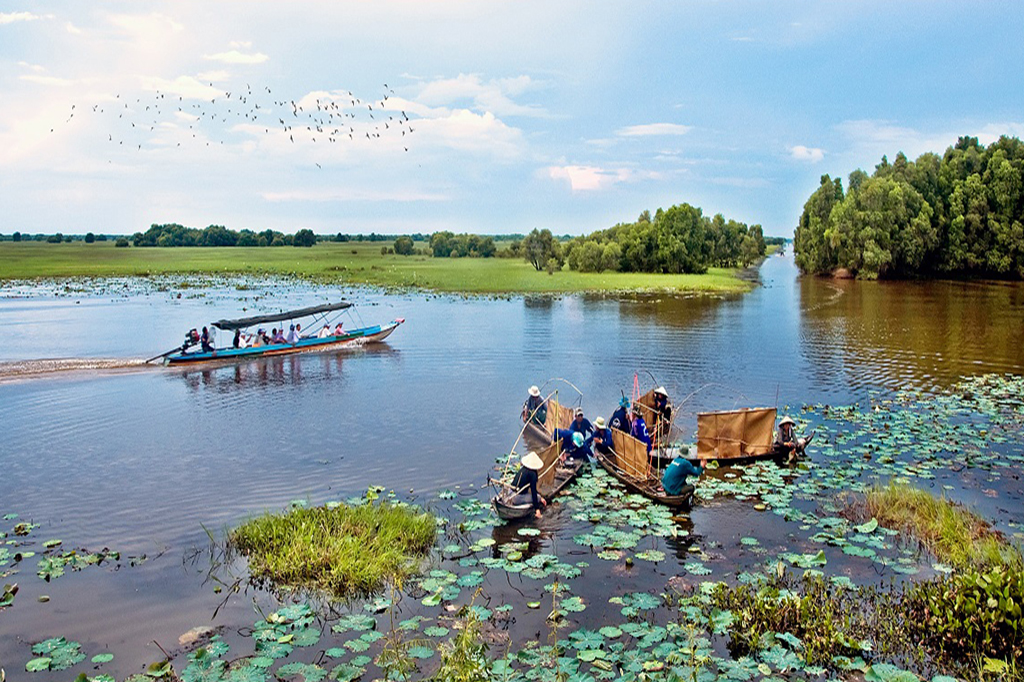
[512,451,547,518]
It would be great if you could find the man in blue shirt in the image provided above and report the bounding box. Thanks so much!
[592,416,615,456]
[661,457,706,495]
[630,406,652,454]
[554,429,590,462]
[609,397,631,432]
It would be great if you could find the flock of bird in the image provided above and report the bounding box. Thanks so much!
[52,82,416,166]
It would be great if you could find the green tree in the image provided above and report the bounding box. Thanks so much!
[12,231,21,242]
[85,232,95,243]
[522,228,562,271]
[394,235,414,255]
[293,229,316,247]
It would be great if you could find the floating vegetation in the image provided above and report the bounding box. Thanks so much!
[228,498,437,597]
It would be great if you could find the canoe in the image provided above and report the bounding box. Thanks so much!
[158,300,403,366]
[595,429,695,509]
[492,440,585,522]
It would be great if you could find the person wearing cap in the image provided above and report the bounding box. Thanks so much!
[554,429,590,462]
[522,385,547,427]
[569,408,595,449]
[774,416,806,463]
[661,456,707,495]
[592,416,615,456]
[609,396,631,433]
[630,405,653,454]
[511,451,548,518]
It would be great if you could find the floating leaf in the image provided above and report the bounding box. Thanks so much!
[25,657,51,672]
[855,518,878,534]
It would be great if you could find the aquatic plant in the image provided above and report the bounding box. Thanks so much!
[432,602,493,682]
[229,500,436,597]
[856,482,1021,568]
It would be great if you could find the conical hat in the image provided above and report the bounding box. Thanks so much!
[521,451,544,470]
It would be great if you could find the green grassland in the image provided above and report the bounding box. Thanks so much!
[0,241,755,294]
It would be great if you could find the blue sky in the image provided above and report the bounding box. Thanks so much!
[2,1,1022,238]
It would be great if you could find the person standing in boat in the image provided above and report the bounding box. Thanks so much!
[661,456,706,496]
[522,385,547,427]
[511,451,547,519]
[592,417,615,457]
[200,326,213,353]
[651,387,672,442]
[609,396,631,433]
[631,405,653,454]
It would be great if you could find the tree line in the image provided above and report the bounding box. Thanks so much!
[794,135,1024,279]
[130,224,318,247]
[507,205,766,274]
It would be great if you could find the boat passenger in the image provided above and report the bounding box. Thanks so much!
[592,416,615,456]
[609,396,631,433]
[631,406,652,454]
[334,323,344,336]
[511,451,547,519]
[317,324,332,338]
[271,328,286,344]
[200,326,213,353]
[286,324,300,344]
[555,429,590,462]
[774,416,808,464]
[232,329,241,349]
[661,457,706,496]
[569,408,595,456]
[651,386,673,442]
[295,323,303,338]
[522,385,547,427]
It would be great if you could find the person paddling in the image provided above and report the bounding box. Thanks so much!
[511,451,547,518]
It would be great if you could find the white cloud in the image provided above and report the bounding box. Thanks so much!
[204,49,269,65]
[417,109,525,158]
[416,73,547,117]
[789,145,824,162]
[17,61,46,72]
[977,122,1024,144]
[19,74,74,87]
[196,70,231,83]
[617,123,692,137]
[65,21,82,34]
[546,164,656,192]
[109,13,183,37]
[229,40,252,49]
[0,11,50,24]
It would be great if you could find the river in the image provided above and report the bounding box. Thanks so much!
[1,252,1022,680]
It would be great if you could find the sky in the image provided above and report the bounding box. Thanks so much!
[2,1,1023,238]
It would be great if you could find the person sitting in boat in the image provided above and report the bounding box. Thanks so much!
[631,405,652,454]
[609,396,631,433]
[286,324,300,344]
[661,457,706,496]
[569,408,595,456]
[334,322,344,336]
[232,329,241,349]
[511,451,547,519]
[295,323,304,338]
[592,416,615,456]
[200,326,214,353]
[271,328,286,344]
[522,385,547,427]
[554,429,590,462]
[317,324,332,338]
[774,416,808,463]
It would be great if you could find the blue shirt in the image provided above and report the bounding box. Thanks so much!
[554,428,590,459]
[662,458,703,495]
[631,416,652,453]
[609,406,630,432]
[592,427,614,454]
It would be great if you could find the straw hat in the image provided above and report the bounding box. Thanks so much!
[594,416,606,429]
[779,416,796,427]
[528,385,541,397]
[521,451,544,470]
[654,386,668,397]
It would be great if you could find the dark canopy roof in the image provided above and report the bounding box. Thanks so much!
[212,301,351,331]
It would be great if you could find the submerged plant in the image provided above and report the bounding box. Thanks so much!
[229,501,436,597]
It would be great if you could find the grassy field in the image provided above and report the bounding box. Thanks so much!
[0,241,756,294]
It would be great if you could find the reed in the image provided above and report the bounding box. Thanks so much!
[229,501,436,597]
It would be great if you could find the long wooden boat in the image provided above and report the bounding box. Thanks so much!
[595,429,695,509]
[492,440,586,521]
[158,301,403,366]
[521,395,576,446]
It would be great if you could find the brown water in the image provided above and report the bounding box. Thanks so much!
[1,253,1022,679]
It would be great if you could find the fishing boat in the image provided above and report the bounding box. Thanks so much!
[491,440,586,521]
[493,383,586,521]
[594,428,695,508]
[696,407,814,464]
[153,301,403,367]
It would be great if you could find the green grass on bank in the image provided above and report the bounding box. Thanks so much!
[862,482,1021,568]
[0,241,754,294]
[229,502,436,597]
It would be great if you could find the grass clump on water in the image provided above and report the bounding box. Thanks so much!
[229,501,436,597]
[860,481,1020,568]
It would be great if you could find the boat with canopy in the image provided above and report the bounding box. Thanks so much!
[153,301,403,366]
[492,382,586,521]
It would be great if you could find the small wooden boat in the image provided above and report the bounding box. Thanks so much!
[521,395,576,445]
[154,301,403,367]
[492,440,586,521]
[595,429,695,509]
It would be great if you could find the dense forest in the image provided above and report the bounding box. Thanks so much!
[794,135,1024,279]
[516,205,766,274]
